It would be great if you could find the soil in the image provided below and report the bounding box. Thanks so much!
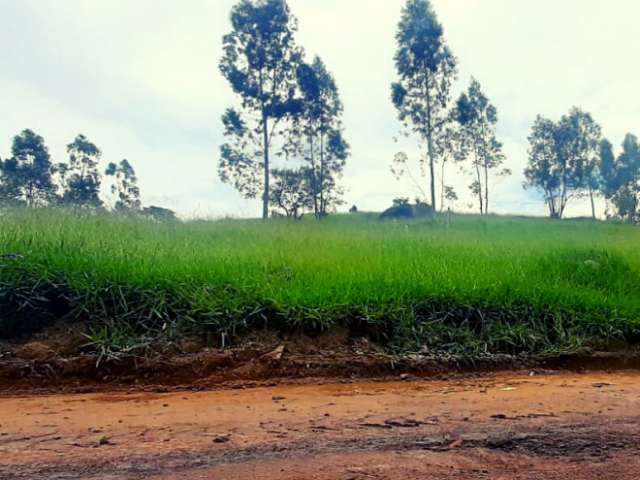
[2,371,640,479]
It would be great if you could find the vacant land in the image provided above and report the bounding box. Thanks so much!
[1,208,640,360]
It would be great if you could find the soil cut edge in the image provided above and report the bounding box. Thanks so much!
[3,346,640,395]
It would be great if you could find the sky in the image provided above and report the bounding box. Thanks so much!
[1,0,639,218]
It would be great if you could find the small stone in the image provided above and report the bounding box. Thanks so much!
[213,435,231,443]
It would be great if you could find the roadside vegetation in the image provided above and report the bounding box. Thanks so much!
[1,208,639,359]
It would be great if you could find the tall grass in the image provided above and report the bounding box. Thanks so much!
[1,208,640,355]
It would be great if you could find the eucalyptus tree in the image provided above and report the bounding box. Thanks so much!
[455,78,508,215]
[597,139,618,217]
[607,134,640,223]
[105,159,141,212]
[391,0,457,211]
[524,108,601,218]
[219,0,303,219]
[61,134,103,208]
[558,108,602,218]
[0,129,56,207]
[295,56,349,218]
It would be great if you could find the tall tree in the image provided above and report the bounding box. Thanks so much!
[455,78,508,215]
[598,139,617,217]
[0,130,56,207]
[524,116,562,217]
[558,108,602,219]
[295,56,349,218]
[61,134,103,208]
[219,0,303,219]
[523,108,601,219]
[391,0,457,211]
[105,159,141,212]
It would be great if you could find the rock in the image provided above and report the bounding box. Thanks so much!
[213,434,231,443]
[262,345,285,361]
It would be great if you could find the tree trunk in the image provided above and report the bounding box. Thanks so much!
[440,160,446,213]
[484,162,489,215]
[425,86,437,211]
[309,134,319,218]
[589,187,596,219]
[473,144,483,215]
[319,132,325,217]
[261,113,270,220]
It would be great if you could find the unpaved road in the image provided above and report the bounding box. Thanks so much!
[2,371,640,479]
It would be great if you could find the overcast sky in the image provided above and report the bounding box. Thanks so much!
[1,0,639,218]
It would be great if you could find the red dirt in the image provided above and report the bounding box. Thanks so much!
[2,371,640,479]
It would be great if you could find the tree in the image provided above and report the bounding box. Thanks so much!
[598,139,617,217]
[295,56,349,218]
[524,116,562,217]
[0,156,22,206]
[558,108,602,219]
[523,108,601,219]
[605,134,640,223]
[61,134,103,208]
[391,0,457,211]
[105,159,141,213]
[0,130,56,207]
[219,0,303,219]
[269,167,311,219]
[455,78,509,215]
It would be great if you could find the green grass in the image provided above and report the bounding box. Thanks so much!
[1,208,640,356]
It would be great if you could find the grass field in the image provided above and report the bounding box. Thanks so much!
[1,208,640,357]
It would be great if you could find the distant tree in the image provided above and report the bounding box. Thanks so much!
[105,159,141,213]
[606,134,640,223]
[269,167,310,219]
[455,78,509,215]
[295,56,349,218]
[0,155,22,206]
[391,0,457,211]
[598,139,617,218]
[0,130,56,207]
[559,109,602,219]
[143,205,178,223]
[219,0,303,219]
[60,134,103,208]
[524,116,561,217]
[524,108,601,219]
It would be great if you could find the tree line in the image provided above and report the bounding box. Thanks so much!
[524,109,640,221]
[3,0,638,224]
[0,129,176,221]
[218,0,640,223]
[219,0,349,220]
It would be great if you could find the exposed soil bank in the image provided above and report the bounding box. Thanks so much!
[2,372,640,479]
[2,342,640,394]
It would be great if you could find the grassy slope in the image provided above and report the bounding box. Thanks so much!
[1,208,640,355]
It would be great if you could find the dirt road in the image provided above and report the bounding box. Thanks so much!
[2,371,640,479]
